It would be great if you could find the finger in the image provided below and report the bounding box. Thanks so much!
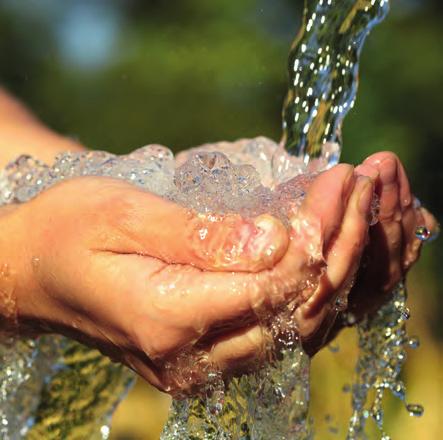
[402,205,424,271]
[354,163,379,181]
[97,181,289,273]
[363,155,404,281]
[251,166,359,312]
[295,176,373,327]
[373,155,402,222]
[324,177,373,290]
[363,151,412,211]
[363,155,413,284]
[147,324,268,394]
[121,351,166,391]
[206,324,269,374]
[401,204,439,271]
[297,164,355,251]
[421,206,440,239]
[97,167,359,358]
[124,222,330,360]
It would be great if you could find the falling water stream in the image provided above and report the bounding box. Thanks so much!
[0,0,426,439]
[282,0,389,163]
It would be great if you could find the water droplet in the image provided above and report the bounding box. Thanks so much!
[328,426,339,434]
[373,408,383,425]
[100,425,110,439]
[407,337,420,349]
[334,295,348,312]
[398,307,410,321]
[406,403,424,417]
[344,312,357,325]
[415,226,430,241]
[392,383,405,400]
[328,343,340,353]
[413,197,422,209]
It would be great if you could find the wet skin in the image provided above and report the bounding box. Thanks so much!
[0,90,437,394]
[1,148,436,395]
[340,153,437,321]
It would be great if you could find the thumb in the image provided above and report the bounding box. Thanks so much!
[106,184,289,272]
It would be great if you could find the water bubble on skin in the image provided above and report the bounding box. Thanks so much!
[0,170,14,204]
[31,257,40,269]
[334,294,348,312]
[415,226,431,241]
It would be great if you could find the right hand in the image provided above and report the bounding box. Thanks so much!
[0,166,372,394]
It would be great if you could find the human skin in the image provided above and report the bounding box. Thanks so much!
[316,152,438,351]
[0,89,436,394]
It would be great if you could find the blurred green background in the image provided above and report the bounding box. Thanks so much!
[0,0,441,438]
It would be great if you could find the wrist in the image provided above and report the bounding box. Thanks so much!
[0,203,44,335]
[0,129,86,168]
[0,204,22,334]
[0,88,86,167]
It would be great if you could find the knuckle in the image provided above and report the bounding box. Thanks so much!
[131,320,175,361]
[137,332,173,361]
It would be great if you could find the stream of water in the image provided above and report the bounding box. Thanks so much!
[282,0,389,164]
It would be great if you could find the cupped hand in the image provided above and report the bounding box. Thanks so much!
[0,166,373,395]
[342,152,438,322]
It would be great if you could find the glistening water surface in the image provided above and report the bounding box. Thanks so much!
[282,0,389,166]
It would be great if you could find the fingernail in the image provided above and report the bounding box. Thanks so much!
[379,158,397,186]
[402,195,412,209]
[357,177,374,215]
[355,164,379,181]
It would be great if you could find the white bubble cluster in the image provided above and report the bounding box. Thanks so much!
[3,137,315,225]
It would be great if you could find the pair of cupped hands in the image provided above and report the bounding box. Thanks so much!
[1,142,436,396]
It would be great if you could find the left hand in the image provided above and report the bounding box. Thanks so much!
[322,152,438,346]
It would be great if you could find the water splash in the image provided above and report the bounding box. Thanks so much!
[0,337,59,439]
[347,283,423,439]
[0,1,426,439]
[0,139,316,439]
[282,0,389,166]
[161,302,313,440]
[0,333,133,439]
